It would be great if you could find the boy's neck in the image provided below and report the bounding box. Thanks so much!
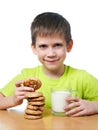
[42,65,65,79]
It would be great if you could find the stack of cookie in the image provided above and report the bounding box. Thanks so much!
[23,78,45,120]
[24,92,45,120]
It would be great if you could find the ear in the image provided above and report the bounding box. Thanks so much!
[31,43,37,55]
[67,40,73,52]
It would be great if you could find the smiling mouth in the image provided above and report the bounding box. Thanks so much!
[44,59,59,63]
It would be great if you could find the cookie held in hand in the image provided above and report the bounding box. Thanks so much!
[23,77,42,90]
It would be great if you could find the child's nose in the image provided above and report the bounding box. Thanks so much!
[47,48,56,57]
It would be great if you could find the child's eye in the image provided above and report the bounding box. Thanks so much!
[55,43,62,48]
[39,44,47,49]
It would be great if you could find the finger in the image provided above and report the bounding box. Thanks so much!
[64,101,80,111]
[65,106,84,116]
[16,91,26,96]
[15,80,24,87]
[71,109,86,117]
[16,95,25,100]
[66,97,80,103]
[16,86,34,92]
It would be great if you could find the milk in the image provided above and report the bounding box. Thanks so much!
[51,91,71,114]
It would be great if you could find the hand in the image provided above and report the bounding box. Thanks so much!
[13,80,34,106]
[64,97,97,117]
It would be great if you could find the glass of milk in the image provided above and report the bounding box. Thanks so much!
[51,88,72,116]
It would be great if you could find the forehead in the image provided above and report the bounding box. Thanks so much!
[36,33,66,44]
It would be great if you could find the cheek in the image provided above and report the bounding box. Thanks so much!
[59,49,67,57]
[37,51,45,59]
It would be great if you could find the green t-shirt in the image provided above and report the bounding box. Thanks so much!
[0,65,98,108]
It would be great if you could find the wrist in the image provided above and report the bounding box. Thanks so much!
[12,95,23,106]
[92,101,98,114]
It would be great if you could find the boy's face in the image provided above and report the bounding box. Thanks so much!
[31,34,73,72]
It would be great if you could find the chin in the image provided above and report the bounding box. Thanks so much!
[46,65,59,71]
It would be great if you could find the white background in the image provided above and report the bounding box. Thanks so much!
[0,0,98,88]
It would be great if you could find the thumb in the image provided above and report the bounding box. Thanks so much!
[66,97,80,103]
[15,80,24,87]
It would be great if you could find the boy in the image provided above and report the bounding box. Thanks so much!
[0,12,98,117]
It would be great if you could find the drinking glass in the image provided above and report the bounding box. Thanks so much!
[51,88,77,116]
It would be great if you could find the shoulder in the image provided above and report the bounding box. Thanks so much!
[21,65,42,74]
[66,65,97,80]
[20,65,42,78]
[66,65,86,73]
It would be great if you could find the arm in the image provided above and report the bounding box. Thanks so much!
[0,93,16,110]
[64,97,98,117]
[0,80,34,110]
[64,70,98,116]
